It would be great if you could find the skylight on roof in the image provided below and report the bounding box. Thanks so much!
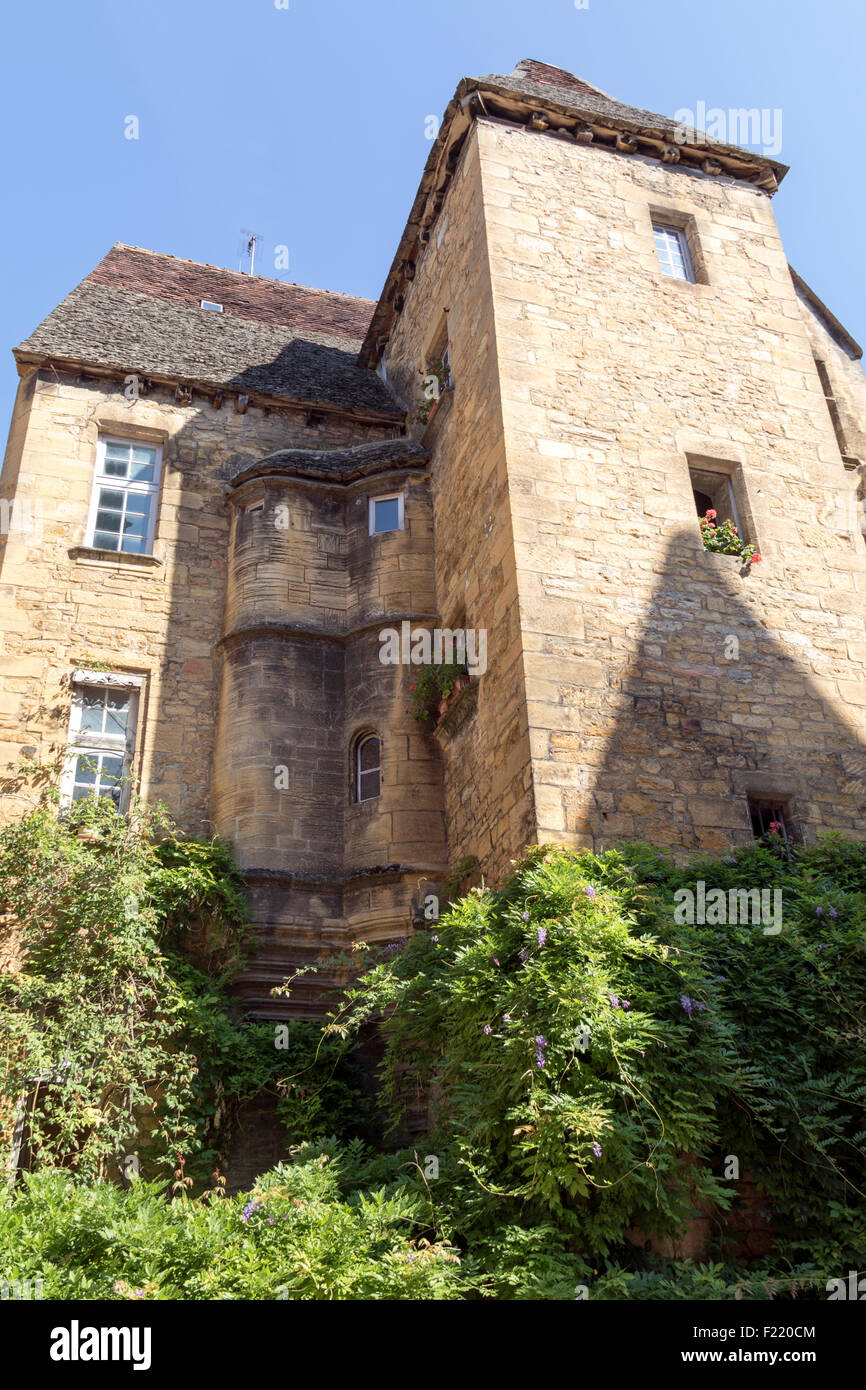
[200,300,223,312]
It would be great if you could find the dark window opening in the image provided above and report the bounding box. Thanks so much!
[692,488,714,519]
[687,462,758,552]
[748,795,797,851]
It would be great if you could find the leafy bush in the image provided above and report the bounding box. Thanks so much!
[0,792,378,1185]
[333,839,866,1275]
[0,1146,468,1300]
[3,807,865,1299]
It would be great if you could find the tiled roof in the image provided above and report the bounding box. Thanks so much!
[229,437,429,486]
[16,244,402,418]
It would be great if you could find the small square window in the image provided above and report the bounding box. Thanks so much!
[748,796,797,848]
[200,300,223,312]
[369,494,404,535]
[653,223,695,282]
[688,460,756,552]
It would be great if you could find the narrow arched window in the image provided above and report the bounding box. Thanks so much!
[355,734,381,802]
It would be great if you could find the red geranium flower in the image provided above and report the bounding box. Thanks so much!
[750,552,762,564]
[705,509,717,521]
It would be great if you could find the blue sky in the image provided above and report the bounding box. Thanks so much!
[1,0,863,435]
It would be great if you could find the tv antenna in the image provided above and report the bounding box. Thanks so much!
[239,228,262,276]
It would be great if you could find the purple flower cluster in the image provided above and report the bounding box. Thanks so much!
[680,995,708,1017]
[585,885,596,900]
[241,1201,262,1223]
[591,1141,603,1159]
[535,1035,547,1068]
[483,1024,492,1035]
[537,926,547,948]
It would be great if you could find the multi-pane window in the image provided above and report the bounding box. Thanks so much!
[369,494,404,535]
[355,734,381,802]
[86,437,162,555]
[62,672,143,810]
[653,224,695,282]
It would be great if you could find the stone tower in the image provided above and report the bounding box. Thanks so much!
[2,60,865,1015]
[364,58,866,875]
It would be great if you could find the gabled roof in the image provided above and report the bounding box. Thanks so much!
[16,244,402,420]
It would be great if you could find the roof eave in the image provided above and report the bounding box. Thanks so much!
[12,348,406,425]
[359,74,788,367]
[788,265,863,360]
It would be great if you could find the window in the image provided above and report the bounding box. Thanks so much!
[369,494,404,535]
[747,795,796,849]
[61,671,143,811]
[86,438,162,555]
[200,300,223,311]
[689,469,741,530]
[653,223,695,282]
[436,340,452,389]
[687,459,755,547]
[355,734,381,802]
[428,318,452,388]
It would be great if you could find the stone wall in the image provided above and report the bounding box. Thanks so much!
[383,126,536,881]
[0,367,393,835]
[470,117,866,855]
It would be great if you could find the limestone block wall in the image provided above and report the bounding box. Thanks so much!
[474,118,866,853]
[212,459,448,1015]
[0,367,391,834]
[383,125,535,880]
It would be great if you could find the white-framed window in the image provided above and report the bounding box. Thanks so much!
[369,493,404,535]
[652,223,695,282]
[61,670,143,811]
[200,300,223,311]
[85,437,162,555]
[355,734,381,802]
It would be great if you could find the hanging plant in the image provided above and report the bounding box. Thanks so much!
[699,509,761,563]
[407,357,452,426]
[408,662,468,723]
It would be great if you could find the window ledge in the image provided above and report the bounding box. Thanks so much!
[695,547,758,574]
[657,275,709,291]
[69,546,163,573]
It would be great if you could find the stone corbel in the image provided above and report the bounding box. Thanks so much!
[755,169,778,192]
[174,383,192,405]
[574,125,594,144]
[528,111,550,132]
[616,132,638,153]
[661,144,681,163]
[702,156,724,176]
[235,394,249,415]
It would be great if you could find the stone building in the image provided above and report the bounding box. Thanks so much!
[2,59,865,1017]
